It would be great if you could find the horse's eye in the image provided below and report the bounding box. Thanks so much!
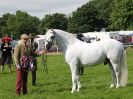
[51,36,54,39]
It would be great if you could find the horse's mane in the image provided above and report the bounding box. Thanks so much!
[51,29,78,53]
[54,29,76,38]
[53,29,78,43]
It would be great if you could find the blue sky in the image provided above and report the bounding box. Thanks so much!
[0,0,89,19]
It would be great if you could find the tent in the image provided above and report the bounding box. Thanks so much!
[34,37,46,51]
[119,31,133,36]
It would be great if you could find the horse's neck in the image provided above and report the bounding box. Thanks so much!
[54,30,77,53]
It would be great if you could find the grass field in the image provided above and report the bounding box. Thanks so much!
[0,48,133,99]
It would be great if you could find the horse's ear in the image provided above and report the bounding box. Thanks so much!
[51,28,53,31]
[50,29,55,35]
[46,28,49,31]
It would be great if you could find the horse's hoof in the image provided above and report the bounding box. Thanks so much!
[77,87,81,91]
[110,84,115,88]
[71,91,75,94]
[71,91,73,94]
[77,89,80,92]
[116,85,120,88]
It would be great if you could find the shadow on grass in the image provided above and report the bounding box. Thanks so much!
[30,88,46,94]
[127,83,133,87]
[56,87,71,92]
[36,81,58,87]
[55,85,90,92]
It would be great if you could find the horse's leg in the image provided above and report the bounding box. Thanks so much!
[115,66,121,88]
[70,63,78,93]
[76,64,81,91]
[110,61,121,88]
[77,75,81,91]
[108,61,116,88]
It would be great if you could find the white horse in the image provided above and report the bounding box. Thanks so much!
[44,29,128,93]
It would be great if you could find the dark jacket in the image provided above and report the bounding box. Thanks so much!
[31,42,38,57]
[30,42,38,69]
[77,34,91,43]
[1,42,12,57]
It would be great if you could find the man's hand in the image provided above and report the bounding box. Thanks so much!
[16,64,21,70]
[39,50,46,55]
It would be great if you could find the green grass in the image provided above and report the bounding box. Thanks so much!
[0,48,133,99]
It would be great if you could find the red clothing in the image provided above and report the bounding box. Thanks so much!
[14,43,33,95]
[16,68,28,95]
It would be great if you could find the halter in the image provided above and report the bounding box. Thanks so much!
[42,52,48,74]
[42,29,55,74]
[45,29,55,51]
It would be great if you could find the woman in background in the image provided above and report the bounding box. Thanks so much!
[0,36,12,73]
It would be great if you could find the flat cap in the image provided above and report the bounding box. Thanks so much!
[21,34,29,39]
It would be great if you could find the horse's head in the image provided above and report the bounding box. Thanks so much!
[44,29,55,51]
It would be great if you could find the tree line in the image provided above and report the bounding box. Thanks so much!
[0,0,132,39]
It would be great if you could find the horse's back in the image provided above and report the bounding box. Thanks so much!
[65,38,124,66]
[100,39,124,62]
[65,40,106,66]
[101,38,124,52]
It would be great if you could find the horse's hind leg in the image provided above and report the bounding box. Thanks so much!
[76,65,82,91]
[77,75,81,91]
[108,61,116,88]
[115,66,121,88]
[110,61,121,88]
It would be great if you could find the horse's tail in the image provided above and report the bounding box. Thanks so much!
[120,49,128,87]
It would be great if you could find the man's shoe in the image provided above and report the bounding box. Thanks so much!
[16,92,20,96]
[23,92,27,95]
[32,83,36,86]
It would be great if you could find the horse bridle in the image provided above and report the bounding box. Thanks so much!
[45,30,55,51]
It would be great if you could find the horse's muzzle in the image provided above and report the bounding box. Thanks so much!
[45,42,52,51]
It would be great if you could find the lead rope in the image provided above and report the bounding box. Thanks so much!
[41,52,48,74]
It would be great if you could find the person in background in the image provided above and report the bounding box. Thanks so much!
[29,33,38,86]
[14,34,33,95]
[77,34,91,43]
[0,36,13,73]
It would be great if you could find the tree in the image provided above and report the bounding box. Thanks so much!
[108,0,133,30]
[25,16,40,35]
[0,13,14,37]
[0,11,40,39]
[67,0,114,33]
[0,17,5,37]
[14,10,40,39]
[40,13,68,34]
[6,14,16,37]
[68,1,99,33]
[93,0,114,31]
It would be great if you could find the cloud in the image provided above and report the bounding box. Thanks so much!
[0,0,89,19]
